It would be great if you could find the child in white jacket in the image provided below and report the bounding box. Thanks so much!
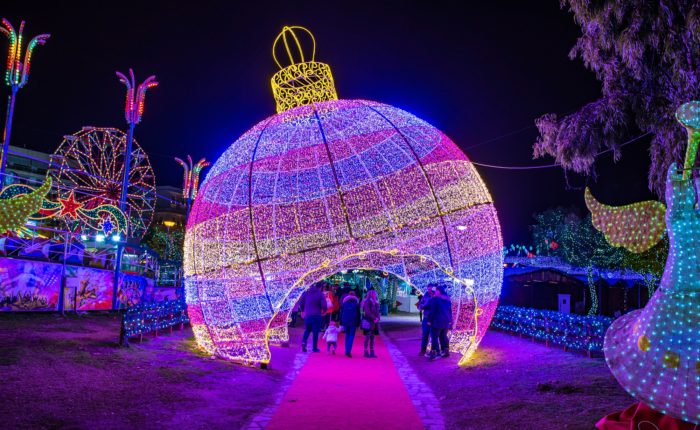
[323,321,341,355]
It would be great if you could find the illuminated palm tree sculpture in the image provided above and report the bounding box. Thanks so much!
[115,68,158,219]
[0,18,50,183]
[175,155,209,217]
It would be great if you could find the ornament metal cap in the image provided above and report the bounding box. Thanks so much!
[270,26,338,113]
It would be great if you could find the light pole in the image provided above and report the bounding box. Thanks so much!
[112,69,157,311]
[175,155,209,218]
[115,69,158,223]
[0,19,50,184]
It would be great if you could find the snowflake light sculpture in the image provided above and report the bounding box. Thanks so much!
[184,26,503,366]
[49,127,156,238]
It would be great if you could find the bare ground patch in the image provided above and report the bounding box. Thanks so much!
[0,313,299,430]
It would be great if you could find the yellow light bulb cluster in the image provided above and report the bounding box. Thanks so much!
[0,177,50,232]
[270,26,338,113]
[584,188,666,254]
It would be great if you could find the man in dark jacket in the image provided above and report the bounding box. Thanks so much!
[299,283,327,352]
[417,286,435,356]
[427,285,453,360]
[340,291,361,357]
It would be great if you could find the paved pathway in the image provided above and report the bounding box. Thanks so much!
[382,329,446,430]
[266,329,425,429]
[242,351,309,430]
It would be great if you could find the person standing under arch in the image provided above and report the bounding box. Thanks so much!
[361,289,381,358]
[417,285,435,356]
[427,285,452,360]
[340,290,360,357]
[300,283,327,353]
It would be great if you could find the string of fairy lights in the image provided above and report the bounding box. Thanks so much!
[121,299,189,340]
[491,305,612,352]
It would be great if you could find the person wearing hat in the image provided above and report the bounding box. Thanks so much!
[426,284,452,360]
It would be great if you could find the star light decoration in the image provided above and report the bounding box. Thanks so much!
[58,191,83,218]
[0,179,128,236]
[48,127,156,238]
[587,101,700,424]
[184,26,503,367]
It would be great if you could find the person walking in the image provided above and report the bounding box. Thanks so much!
[416,286,435,356]
[323,321,341,354]
[322,285,337,330]
[427,285,453,360]
[300,283,328,353]
[361,289,381,358]
[340,290,360,358]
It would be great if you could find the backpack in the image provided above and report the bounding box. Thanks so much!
[324,292,334,310]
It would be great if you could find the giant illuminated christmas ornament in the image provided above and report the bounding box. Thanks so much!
[184,26,503,366]
[586,101,700,424]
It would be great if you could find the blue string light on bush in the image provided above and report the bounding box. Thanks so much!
[120,299,189,343]
[491,305,612,353]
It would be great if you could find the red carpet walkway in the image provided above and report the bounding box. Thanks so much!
[266,331,424,430]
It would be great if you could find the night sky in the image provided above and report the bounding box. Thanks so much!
[1,1,656,244]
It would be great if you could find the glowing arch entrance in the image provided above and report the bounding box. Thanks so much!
[264,250,482,365]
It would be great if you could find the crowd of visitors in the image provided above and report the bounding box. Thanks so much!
[297,280,452,361]
[417,284,453,359]
[297,282,383,358]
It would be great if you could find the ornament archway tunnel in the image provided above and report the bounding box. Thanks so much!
[185,237,502,367]
[183,100,504,367]
[263,250,484,365]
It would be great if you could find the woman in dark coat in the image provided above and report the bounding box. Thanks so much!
[361,289,381,358]
[340,291,361,357]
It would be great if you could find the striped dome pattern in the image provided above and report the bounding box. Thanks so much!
[184,99,503,365]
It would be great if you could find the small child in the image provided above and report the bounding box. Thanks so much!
[323,321,341,354]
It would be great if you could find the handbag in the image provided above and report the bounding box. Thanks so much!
[360,318,372,331]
